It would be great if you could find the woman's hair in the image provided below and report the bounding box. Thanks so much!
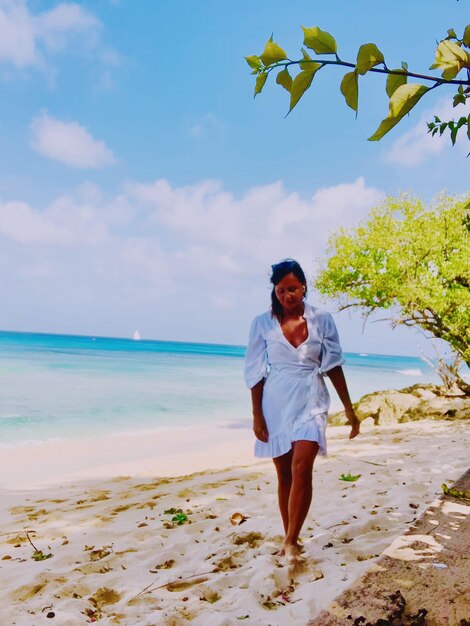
[270,259,307,319]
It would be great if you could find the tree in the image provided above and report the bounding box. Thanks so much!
[315,193,470,390]
[246,25,470,147]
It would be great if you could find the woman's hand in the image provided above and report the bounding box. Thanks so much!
[253,414,269,443]
[345,407,360,439]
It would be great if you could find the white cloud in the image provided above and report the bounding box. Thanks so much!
[30,113,116,168]
[0,189,116,246]
[0,0,100,68]
[385,98,470,166]
[188,113,226,139]
[125,176,384,288]
[0,199,72,244]
[35,3,99,52]
[0,177,384,340]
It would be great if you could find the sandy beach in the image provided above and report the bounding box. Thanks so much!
[1,419,469,626]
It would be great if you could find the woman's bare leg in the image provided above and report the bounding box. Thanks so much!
[283,440,319,562]
[272,449,293,548]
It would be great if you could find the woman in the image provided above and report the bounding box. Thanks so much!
[245,259,360,563]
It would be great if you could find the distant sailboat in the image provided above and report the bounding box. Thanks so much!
[133,330,141,341]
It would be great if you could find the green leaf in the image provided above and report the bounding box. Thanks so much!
[302,25,337,55]
[442,483,470,500]
[369,83,429,141]
[356,43,385,75]
[171,512,188,524]
[386,70,407,98]
[430,40,470,80]
[259,38,287,67]
[289,69,316,113]
[300,48,321,72]
[245,55,262,71]
[32,550,53,561]
[463,24,470,48]
[276,68,292,92]
[340,71,358,112]
[453,92,467,107]
[339,473,361,482]
[447,28,457,40]
[254,72,268,97]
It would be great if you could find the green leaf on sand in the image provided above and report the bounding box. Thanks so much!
[339,473,361,482]
[32,550,53,561]
[442,483,470,500]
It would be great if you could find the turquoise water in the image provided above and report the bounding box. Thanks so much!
[0,331,440,446]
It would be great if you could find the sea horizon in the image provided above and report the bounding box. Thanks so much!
[0,329,442,449]
[0,327,432,361]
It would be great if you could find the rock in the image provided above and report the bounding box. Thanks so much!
[330,385,470,426]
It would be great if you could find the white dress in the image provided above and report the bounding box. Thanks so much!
[244,302,344,458]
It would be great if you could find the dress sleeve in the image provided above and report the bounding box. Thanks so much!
[244,316,268,388]
[320,313,345,373]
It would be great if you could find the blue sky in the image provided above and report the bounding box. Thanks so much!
[0,0,468,356]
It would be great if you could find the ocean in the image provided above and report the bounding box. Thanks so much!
[0,330,440,447]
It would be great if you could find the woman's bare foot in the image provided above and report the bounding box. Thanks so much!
[285,543,304,564]
[277,541,304,563]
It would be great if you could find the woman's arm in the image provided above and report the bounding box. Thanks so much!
[326,365,360,439]
[250,379,269,442]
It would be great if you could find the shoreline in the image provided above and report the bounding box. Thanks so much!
[0,421,257,491]
[1,420,469,625]
[0,417,467,491]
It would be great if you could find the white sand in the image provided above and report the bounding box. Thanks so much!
[0,419,469,626]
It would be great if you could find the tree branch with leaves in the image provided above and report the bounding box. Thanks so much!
[246,25,470,146]
[315,193,470,391]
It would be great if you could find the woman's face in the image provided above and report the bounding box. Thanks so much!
[274,272,305,312]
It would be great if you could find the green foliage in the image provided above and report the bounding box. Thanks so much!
[316,194,470,366]
[276,68,292,92]
[385,71,407,98]
[164,507,189,524]
[32,549,53,561]
[254,72,268,97]
[259,37,287,67]
[369,84,429,141]
[430,40,470,80]
[356,43,384,75]
[339,473,361,482]
[442,483,470,500]
[427,112,470,146]
[302,26,337,55]
[247,24,470,146]
[289,68,318,112]
[340,71,359,112]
